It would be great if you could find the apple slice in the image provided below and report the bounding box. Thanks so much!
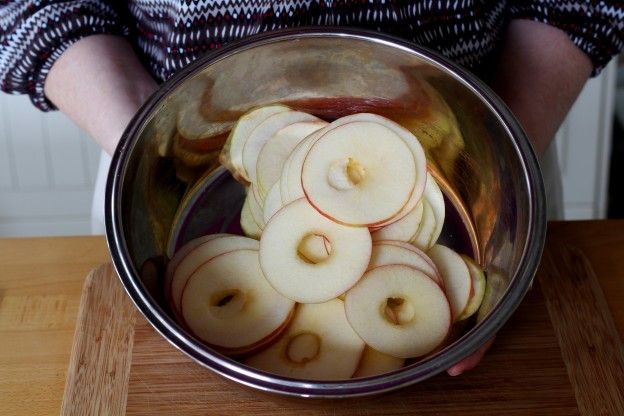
[280,130,323,204]
[352,347,405,378]
[282,113,428,216]
[457,255,486,321]
[371,201,424,242]
[302,121,416,226]
[262,183,283,224]
[170,235,259,319]
[423,172,445,246]
[240,196,262,239]
[259,198,372,303]
[374,240,439,272]
[410,200,437,250]
[245,299,365,380]
[220,105,291,182]
[247,186,266,230]
[181,249,295,353]
[256,120,327,198]
[165,234,230,306]
[368,242,442,286]
[345,264,451,358]
[427,244,472,321]
[242,111,319,185]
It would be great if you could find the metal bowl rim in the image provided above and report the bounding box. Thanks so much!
[105,27,547,398]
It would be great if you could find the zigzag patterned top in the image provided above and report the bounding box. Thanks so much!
[1,1,623,111]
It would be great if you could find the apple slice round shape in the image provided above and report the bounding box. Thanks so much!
[262,183,283,224]
[367,242,442,286]
[371,201,424,242]
[352,347,405,378]
[345,264,451,358]
[427,244,472,321]
[181,249,295,351]
[165,234,230,306]
[242,111,319,185]
[284,112,427,208]
[410,199,437,250]
[302,122,416,226]
[240,196,262,239]
[256,120,327,198]
[259,198,372,303]
[457,255,487,321]
[245,299,365,380]
[170,235,259,318]
[423,172,445,246]
[221,105,291,182]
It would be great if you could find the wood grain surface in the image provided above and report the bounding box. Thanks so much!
[68,263,579,415]
[60,264,138,416]
[539,240,624,415]
[0,236,110,416]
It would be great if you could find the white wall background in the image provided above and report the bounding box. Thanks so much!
[0,62,617,237]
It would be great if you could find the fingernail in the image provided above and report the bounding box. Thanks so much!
[447,367,461,376]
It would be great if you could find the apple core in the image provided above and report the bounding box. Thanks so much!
[209,289,246,319]
[286,332,322,364]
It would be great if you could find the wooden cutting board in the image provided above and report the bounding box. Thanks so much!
[60,240,624,415]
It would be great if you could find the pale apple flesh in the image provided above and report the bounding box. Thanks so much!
[302,122,416,226]
[423,172,446,246]
[457,255,487,321]
[368,242,442,286]
[169,234,259,319]
[242,111,320,184]
[410,199,437,250]
[371,201,424,242]
[240,195,262,239]
[427,244,472,321]
[221,104,291,182]
[259,198,372,303]
[181,249,295,351]
[345,264,451,358]
[256,120,327,198]
[262,183,283,224]
[352,347,405,378]
[245,299,365,380]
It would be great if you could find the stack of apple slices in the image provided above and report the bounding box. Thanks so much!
[164,106,488,379]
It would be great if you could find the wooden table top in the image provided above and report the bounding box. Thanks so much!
[1,221,623,415]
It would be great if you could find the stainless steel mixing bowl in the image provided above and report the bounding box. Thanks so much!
[106,28,546,397]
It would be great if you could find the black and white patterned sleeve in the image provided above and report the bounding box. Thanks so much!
[509,1,624,76]
[0,1,127,111]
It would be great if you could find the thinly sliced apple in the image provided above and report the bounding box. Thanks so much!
[410,200,437,250]
[280,131,323,204]
[352,347,405,378]
[302,121,416,226]
[240,196,262,239]
[259,198,372,303]
[374,240,439,273]
[170,235,259,318]
[242,111,319,185]
[165,234,229,306]
[368,242,442,286]
[256,120,327,197]
[423,172,445,246]
[220,105,291,182]
[457,255,486,321]
[246,299,365,380]
[247,186,266,230]
[345,264,451,358]
[262,183,283,224]
[181,249,295,351]
[371,201,424,242]
[427,244,472,321]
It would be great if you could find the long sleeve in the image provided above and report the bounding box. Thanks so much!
[0,1,127,111]
[509,1,624,75]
